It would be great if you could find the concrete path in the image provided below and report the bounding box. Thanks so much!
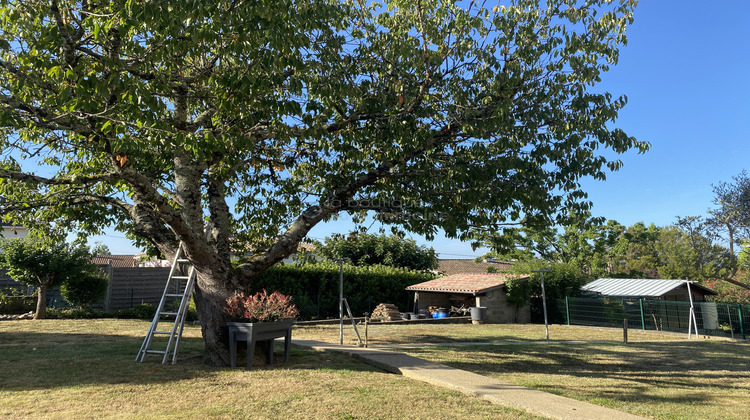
[293,339,646,420]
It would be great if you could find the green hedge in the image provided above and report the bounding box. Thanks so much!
[0,295,36,314]
[251,261,436,319]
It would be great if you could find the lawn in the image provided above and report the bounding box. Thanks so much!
[295,322,750,420]
[0,319,539,420]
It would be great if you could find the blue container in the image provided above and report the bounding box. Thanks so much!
[436,308,449,318]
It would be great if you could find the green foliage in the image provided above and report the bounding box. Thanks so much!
[0,238,88,289]
[505,259,590,304]
[315,232,438,271]
[114,303,157,320]
[0,0,645,256]
[60,272,109,308]
[0,293,35,314]
[90,242,111,257]
[251,261,435,319]
[0,237,108,317]
[705,279,750,304]
[483,213,734,283]
[46,307,104,319]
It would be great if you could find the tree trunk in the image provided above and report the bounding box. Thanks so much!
[192,269,235,366]
[34,284,47,320]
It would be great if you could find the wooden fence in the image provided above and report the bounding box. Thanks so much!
[1,266,174,312]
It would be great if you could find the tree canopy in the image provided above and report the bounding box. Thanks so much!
[0,0,644,365]
[0,237,107,318]
[315,231,439,271]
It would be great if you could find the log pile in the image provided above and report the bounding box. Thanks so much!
[371,303,402,321]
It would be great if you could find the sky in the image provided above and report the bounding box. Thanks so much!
[92,1,750,258]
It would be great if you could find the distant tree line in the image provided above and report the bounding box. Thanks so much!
[479,171,750,303]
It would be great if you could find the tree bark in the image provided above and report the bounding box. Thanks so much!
[34,284,47,320]
[192,269,235,366]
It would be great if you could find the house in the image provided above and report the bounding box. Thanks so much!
[581,278,718,302]
[1,223,28,239]
[436,259,513,276]
[406,273,531,323]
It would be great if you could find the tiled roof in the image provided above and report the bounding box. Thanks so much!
[437,259,513,276]
[582,278,718,297]
[92,255,140,268]
[406,273,529,295]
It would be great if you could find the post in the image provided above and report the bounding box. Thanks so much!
[532,270,552,341]
[565,296,570,326]
[104,261,113,312]
[364,313,369,348]
[623,318,628,344]
[726,303,734,339]
[338,259,344,346]
[639,299,646,330]
[686,281,698,339]
[738,304,745,340]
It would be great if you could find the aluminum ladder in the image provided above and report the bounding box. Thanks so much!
[136,242,197,364]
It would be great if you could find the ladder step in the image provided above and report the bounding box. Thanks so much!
[154,331,172,335]
[176,259,190,263]
[145,350,167,355]
[165,294,184,298]
[172,276,190,280]
[160,312,179,316]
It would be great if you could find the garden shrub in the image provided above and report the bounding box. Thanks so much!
[251,261,436,319]
[115,303,157,320]
[60,272,109,308]
[47,307,106,319]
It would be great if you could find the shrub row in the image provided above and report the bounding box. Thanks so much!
[251,261,436,319]
[46,302,198,321]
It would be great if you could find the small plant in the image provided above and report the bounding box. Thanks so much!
[224,290,299,323]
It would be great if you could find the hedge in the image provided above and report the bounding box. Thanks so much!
[251,261,436,320]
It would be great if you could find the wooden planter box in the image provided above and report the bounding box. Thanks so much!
[227,319,294,369]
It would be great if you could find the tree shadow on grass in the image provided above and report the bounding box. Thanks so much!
[402,340,750,405]
[0,331,380,392]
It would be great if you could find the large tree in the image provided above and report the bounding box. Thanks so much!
[0,0,645,365]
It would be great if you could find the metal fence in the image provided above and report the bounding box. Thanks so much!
[558,296,749,339]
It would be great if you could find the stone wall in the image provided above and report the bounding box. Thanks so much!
[475,289,530,323]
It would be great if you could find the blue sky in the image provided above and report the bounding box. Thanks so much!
[96,1,750,258]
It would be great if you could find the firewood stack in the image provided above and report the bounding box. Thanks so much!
[371,303,402,321]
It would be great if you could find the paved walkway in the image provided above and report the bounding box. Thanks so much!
[292,339,646,420]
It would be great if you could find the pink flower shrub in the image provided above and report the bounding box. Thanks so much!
[224,290,300,322]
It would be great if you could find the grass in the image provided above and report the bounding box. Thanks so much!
[295,322,750,420]
[293,321,693,345]
[0,319,539,419]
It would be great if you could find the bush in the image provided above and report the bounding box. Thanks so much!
[115,303,157,320]
[225,290,299,322]
[47,307,107,319]
[60,272,109,307]
[0,294,36,314]
[251,261,436,319]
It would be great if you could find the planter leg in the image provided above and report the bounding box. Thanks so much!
[229,331,237,369]
[247,337,255,370]
[266,339,274,364]
[284,330,291,362]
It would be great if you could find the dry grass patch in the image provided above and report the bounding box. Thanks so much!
[399,341,750,420]
[296,323,749,419]
[0,319,541,419]
[294,322,692,346]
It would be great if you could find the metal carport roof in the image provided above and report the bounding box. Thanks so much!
[581,278,718,297]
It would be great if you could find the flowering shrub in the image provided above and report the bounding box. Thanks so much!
[705,280,750,304]
[224,290,300,322]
